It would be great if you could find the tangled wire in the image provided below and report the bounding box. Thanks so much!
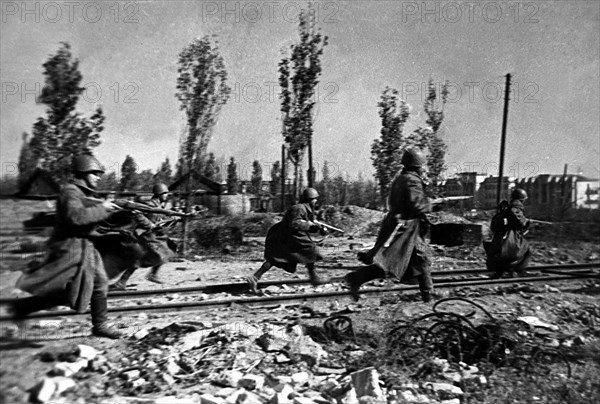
[380,297,572,378]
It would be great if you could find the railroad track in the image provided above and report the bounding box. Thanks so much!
[0,263,597,321]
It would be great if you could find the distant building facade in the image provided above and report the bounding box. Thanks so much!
[443,172,488,209]
[515,174,599,218]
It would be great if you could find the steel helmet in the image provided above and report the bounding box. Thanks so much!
[152,183,169,195]
[301,188,319,202]
[401,147,426,168]
[511,188,528,201]
[71,154,105,174]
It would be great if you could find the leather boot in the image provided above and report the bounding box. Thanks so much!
[357,251,374,265]
[343,265,385,301]
[421,291,433,303]
[90,296,121,339]
[247,262,271,294]
[307,265,327,286]
[146,266,163,284]
[111,267,137,290]
[12,295,65,319]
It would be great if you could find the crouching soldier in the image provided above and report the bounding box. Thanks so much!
[247,188,328,293]
[347,148,435,303]
[13,154,123,339]
[485,189,531,278]
[111,183,176,289]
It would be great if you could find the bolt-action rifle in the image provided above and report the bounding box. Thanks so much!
[529,219,553,225]
[430,196,474,205]
[313,220,345,234]
[85,197,193,218]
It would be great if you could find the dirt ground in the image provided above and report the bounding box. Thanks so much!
[0,200,599,404]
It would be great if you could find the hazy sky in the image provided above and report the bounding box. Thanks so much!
[1,0,599,181]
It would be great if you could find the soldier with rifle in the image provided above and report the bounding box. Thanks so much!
[485,188,532,278]
[247,188,330,294]
[12,154,123,339]
[347,148,437,303]
[110,183,177,289]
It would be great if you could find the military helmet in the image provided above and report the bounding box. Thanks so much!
[509,199,524,209]
[511,188,528,201]
[71,154,105,174]
[401,147,426,168]
[301,188,319,202]
[152,183,169,195]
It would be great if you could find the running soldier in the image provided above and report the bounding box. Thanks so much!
[486,188,531,278]
[247,188,328,293]
[346,147,435,303]
[111,183,176,289]
[13,154,123,339]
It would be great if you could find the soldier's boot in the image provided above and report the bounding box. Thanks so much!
[90,296,122,339]
[11,295,65,319]
[418,270,436,303]
[357,251,374,265]
[343,265,385,301]
[146,266,163,284]
[110,267,137,291]
[307,264,327,286]
[247,262,271,294]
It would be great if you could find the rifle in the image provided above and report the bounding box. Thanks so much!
[430,196,474,205]
[85,197,192,218]
[313,220,345,234]
[383,221,406,248]
[153,207,209,227]
[529,219,553,225]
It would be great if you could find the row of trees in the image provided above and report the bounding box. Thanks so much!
[371,80,449,200]
[16,3,448,210]
[91,152,380,208]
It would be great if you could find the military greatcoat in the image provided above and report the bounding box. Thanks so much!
[264,202,323,272]
[370,169,432,280]
[17,179,111,312]
[486,201,531,274]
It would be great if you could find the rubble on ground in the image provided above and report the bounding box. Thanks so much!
[23,296,598,404]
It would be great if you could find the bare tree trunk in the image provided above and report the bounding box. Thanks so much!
[293,162,299,204]
[180,169,192,256]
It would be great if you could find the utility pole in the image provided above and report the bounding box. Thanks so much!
[281,145,286,213]
[308,139,314,187]
[308,102,319,188]
[496,73,511,206]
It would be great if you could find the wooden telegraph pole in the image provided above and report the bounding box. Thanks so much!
[496,73,512,206]
[281,145,286,213]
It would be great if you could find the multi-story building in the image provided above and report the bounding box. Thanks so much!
[514,174,599,218]
[475,176,513,209]
[443,172,488,209]
[442,169,599,218]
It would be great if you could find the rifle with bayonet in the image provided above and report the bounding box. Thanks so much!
[430,196,474,205]
[313,219,345,234]
[85,197,193,218]
[529,219,553,225]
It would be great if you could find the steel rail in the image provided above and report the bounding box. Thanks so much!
[0,273,596,321]
[0,263,597,305]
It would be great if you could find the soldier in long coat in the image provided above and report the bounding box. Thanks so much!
[346,148,435,303]
[13,155,123,339]
[110,183,176,289]
[485,190,531,278]
[247,188,328,293]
